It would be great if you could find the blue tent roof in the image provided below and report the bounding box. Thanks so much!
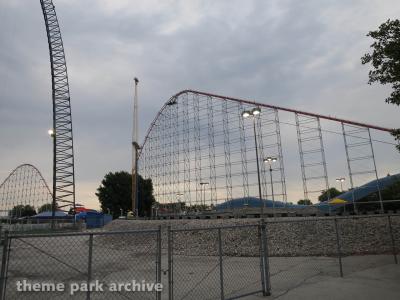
[32,211,69,218]
[317,173,400,211]
[216,197,298,210]
[75,210,102,220]
[215,173,400,212]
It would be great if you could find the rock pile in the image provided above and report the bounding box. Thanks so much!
[95,215,400,257]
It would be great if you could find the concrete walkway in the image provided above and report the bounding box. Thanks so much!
[251,263,400,300]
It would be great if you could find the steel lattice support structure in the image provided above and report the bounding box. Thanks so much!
[140,91,290,214]
[342,123,383,212]
[238,103,250,202]
[258,108,287,204]
[0,164,52,218]
[40,0,75,214]
[207,96,218,208]
[295,113,330,202]
[182,94,192,208]
[193,94,202,207]
[139,90,393,215]
[222,100,233,208]
[172,96,180,211]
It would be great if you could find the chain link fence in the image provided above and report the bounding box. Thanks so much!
[0,229,162,300]
[265,215,399,298]
[0,214,398,299]
[391,214,400,257]
[167,224,270,300]
[266,218,340,297]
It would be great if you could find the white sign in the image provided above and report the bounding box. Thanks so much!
[15,279,163,295]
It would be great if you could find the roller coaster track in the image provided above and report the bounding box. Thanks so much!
[0,164,52,215]
[139,90,396,211]
[141,89,393,149]
[40,0,75,211]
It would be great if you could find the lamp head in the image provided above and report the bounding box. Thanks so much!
[252,107,261,115]
[48,129,54,137]
[264,156,277,163]
[242,110,251,118]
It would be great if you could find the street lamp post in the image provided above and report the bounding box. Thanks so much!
[336,177,346,213]
[151,204,159,219]
[48,128,56,229]
[242,108,263,216]
[154,203,159,218]
[264,157,277,217]
[176,193,184,215]
[336,177,346,192]
[200,182,209,209]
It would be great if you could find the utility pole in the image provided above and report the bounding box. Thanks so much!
[132,77,140,217]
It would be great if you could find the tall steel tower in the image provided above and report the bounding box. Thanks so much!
[132,78,140,216]
[40,0,76,223]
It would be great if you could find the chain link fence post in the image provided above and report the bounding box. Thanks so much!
[260,219,271,296]
[156,225,162,300]
[334,218,343,277]
[258,224,265,294]
[86,234,93,300]
[217,228,225,300]
[167,226,173,300]
[0,231,9,300]
[387,215,398,264]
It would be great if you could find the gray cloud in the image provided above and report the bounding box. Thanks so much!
[1,0,399,207]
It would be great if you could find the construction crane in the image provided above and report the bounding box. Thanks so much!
[132,77,140,216]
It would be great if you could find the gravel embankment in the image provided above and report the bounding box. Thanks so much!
[95,216,400,257]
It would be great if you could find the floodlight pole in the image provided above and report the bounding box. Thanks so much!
[253,118,263,217]
[336,178,345,192]
[264,157,277,217]
[200,182,209,208]
[268,163,275,216]
[51,129,56,229]
[336,177,346,213]
[242,108,263,216]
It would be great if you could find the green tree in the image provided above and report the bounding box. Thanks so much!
[96,171,155,218]
[297,199,312,205]
[9,205,36,218]
[139,176,156,217]
[318,187,342,202]
[361,19,400,151]
[38,203,54,213]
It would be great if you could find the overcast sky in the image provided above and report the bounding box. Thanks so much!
[1,0,399,209]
